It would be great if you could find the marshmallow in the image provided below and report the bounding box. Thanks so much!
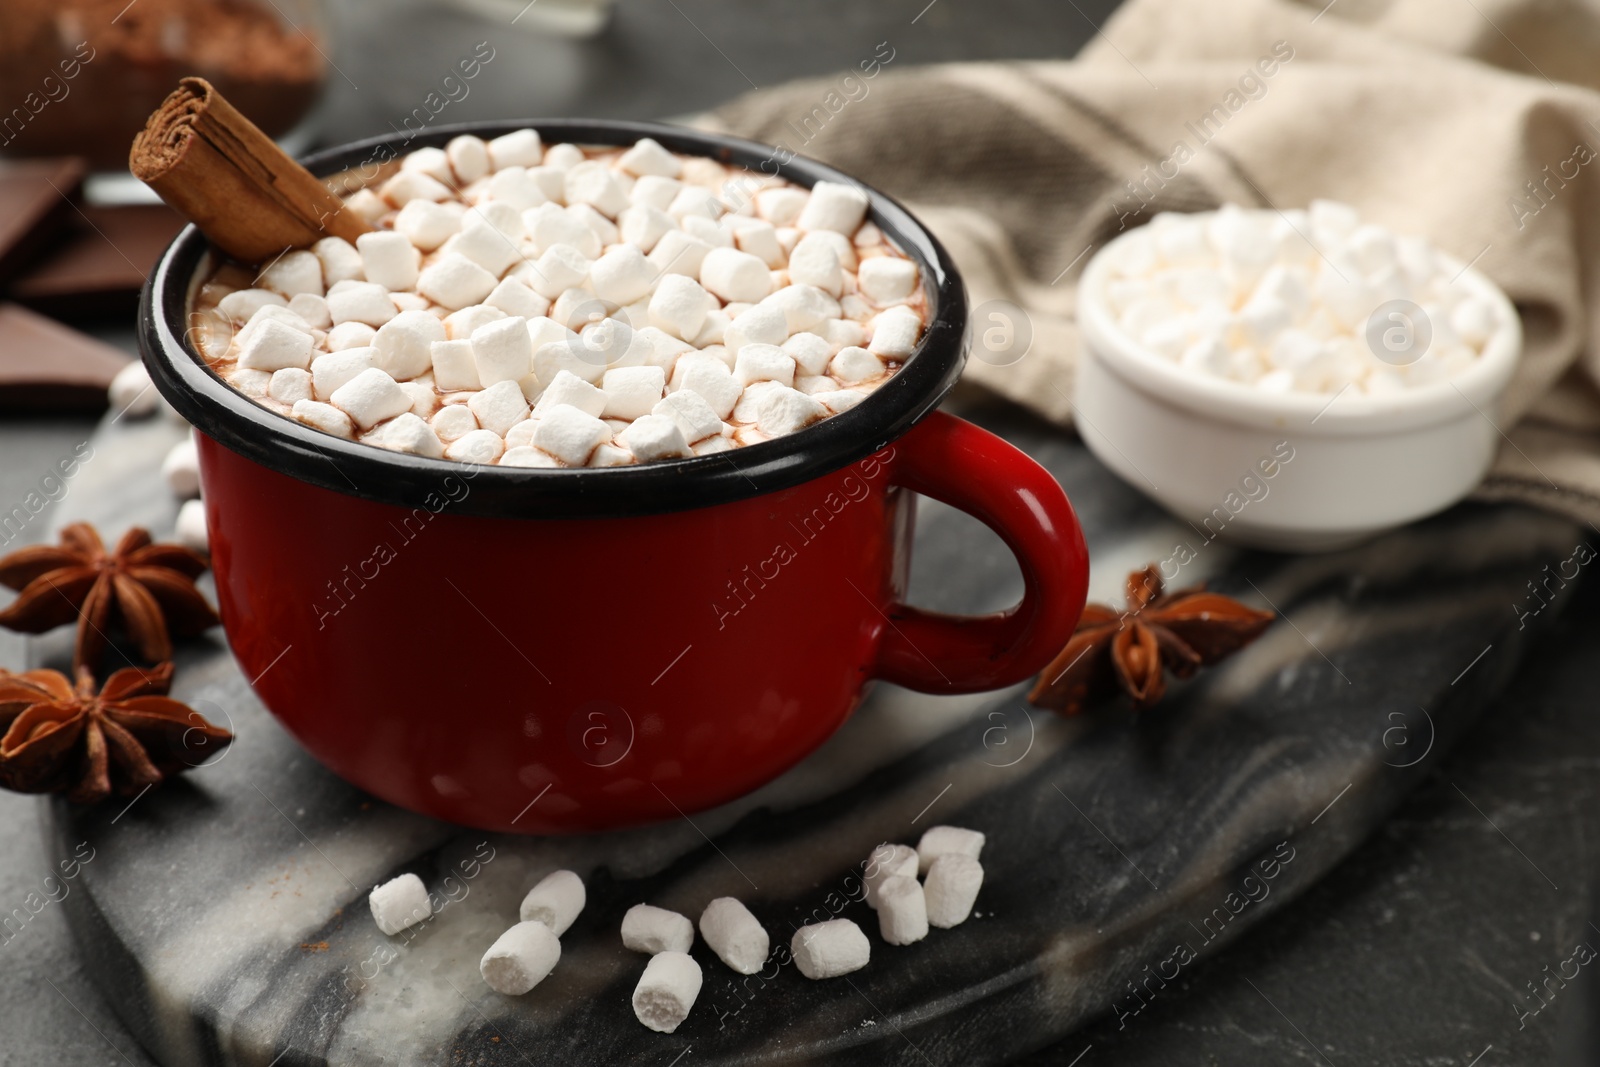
[621,904,694,955]
[790,919,870,979]
[292,399,355,438]
[787,236,843,296]
[394,200,461,251]
[701,247,773,303]
[328,282,398,327]
[236,304,311,349]
[401,145,454,184]
[796,180,869,234]
[669,185,722,221]
[268,367,313,406]
[648,273,716,341]
[288,292,332,329]
[418,253,499,311]
[732,218,785,267]
[924,853,983,928]
[734,343,795,387]
[917,825,985,873]
[724,304,789,351]
[589,245,655,306]
[472,315,533,385]
[756,385,826,435]
[481,920,561,995]
[693,435,732,455]
[357,231,421,292]
[589,443,633,467]
[868,307,922,358]
[683,213,732,248]
[864,843,919,909]
[631,951,702,1034]
[524,242,592,299]
[431,403,479,443]
[564,160,629,218]
[618,137,682,179]
[326,321,377,351]
[446,135,491,183]
[237,318,313,372]
[109,361,156,417]
[756,187,808,226]
[618,204,676,253]
[763,285,839,335]
[618,413,690,462]
[446,428,506,463]
[444,217,523,278]
[781,332,835,377]
[486,166,549,212]
[673,357,742,419]
[313,237,365,286]
[258,250,324,298]
[534,405,611,466]
[534,339,606,387]
[488,128,544,171]
[601,366,666,420]
[468,379,531,436]
[649,230,712,277]
[369,873,431,936]
[631,174,683,211]
[331,367,412,430]
[858,256,918,303]
[365,411,444,457]
[501,446,559,468]
[535,369,608,417]
[311,349,377,400]
[523,164,567,202]
[161,438,199,498]
[815,389,866,414]
[524,203,601,259]
[174,498,207,552]
[697,897,768,975]
[485,277,551,322]
[227,369,270,400]
[345,188,387,223]
[381,169,453,207]
[821,318,866,351]
[372,310,445,381]
[652,390,722,443]
[876,875,929,946]
[829,346,883,384]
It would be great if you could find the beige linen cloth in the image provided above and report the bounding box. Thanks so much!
[701,0,1600,526]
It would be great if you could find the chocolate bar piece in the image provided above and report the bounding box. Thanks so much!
[0,158,87,289]
[9,203,186,318]
[0,301,130,413]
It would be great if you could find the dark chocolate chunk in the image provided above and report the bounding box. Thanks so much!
[0,301,131,413]
[0,157,87,289]
[8,203,186,318]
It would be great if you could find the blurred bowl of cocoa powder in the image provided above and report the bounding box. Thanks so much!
[0,0,327,173]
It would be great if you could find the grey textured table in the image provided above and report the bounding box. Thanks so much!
[2,0,1597,1064]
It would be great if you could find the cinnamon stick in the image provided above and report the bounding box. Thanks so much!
[129,77,370,265]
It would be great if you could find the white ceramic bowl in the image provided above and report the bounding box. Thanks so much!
[1074,229,1521,551]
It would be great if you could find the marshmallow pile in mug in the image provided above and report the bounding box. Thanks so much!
[189,130,930,469]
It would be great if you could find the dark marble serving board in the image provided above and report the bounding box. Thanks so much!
[34,397,1582,1067]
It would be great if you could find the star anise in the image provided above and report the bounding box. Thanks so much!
[0,663,232,803]
[1029,564,1275,715]
[0,523,219,672]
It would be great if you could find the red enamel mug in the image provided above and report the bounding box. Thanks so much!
[139,120,1089,834]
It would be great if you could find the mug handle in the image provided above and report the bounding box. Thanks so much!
[874,410,1089,693]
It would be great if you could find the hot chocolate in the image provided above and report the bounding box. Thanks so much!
[192,131,928,468]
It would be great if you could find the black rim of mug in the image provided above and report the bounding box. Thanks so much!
[138,118,969,520]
